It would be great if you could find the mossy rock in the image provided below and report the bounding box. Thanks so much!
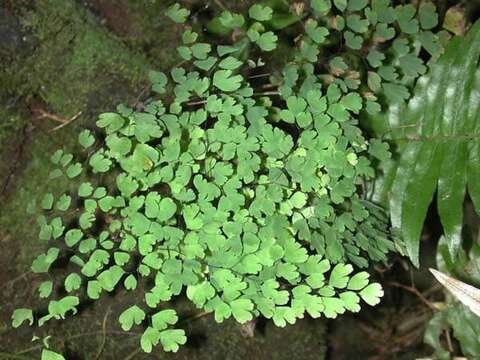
[0,0,168,270]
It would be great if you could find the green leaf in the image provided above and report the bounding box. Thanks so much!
[333,0,347,11]
[87,280,102,299]
[272,306,296,326]
[119,305,145,331]
[158,198,177,222]
[49,169,62,180]
[89,151,112,173]
[78,129,95,148]
[369,139,391,162]
[65,229,83,247]
[41,349,65,360]
[165,3,190,24]
[374,23,395,42]
[367,71,382,93]
[50,149,64,164]
[66,162,82,179]
[45,296,79,321]
[183,204,203,230]
[340,93,362,113]
[218,11,245,29]
[344,31,363,49]
[359,283,383,306]
[182,29,197,44]
[39,281,53,298]
[269,12,301,30]
[395,5,419,34]
[187,282,215,306]
[213,70,243,92]
[124,274,137,290]
[32,248,59,273]
[249,4,273,22]
[160,329,187,352]
[311,0,331,14]
[424,311,450,359]
[322,297,345,318]
[214,301,231,322]
[340,291,361,312]
[191,43,211,60]
[386,23,480,265]
[329,264,353,288]
[194,56,217,71]
[65,273,82,292]
[346,15,369,34]
[98,265,124,292]
[12,308,33,328]
[255,31,278,52]
[152,309,178,330]
[382,82,409,104]
[438,142,468,258]
[97,112,124,133]
[230,298,254,323]
[60,153,73,167]
[78,182,93,197]
[79,211,95,230]
[305,20,329,44]
[141,327,161,353]
[419,2,438,30]
[149,71,168,94]
[290,192,307,209]
[348,0,367,11]
[55,194,71,211]
[41,193,54,210]
[347,272,370,290]
[218,56,243,70]
[399,54,427,77]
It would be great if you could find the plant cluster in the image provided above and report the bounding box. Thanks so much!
[376,18,480,358]
[379,19,480,266]
[11,0,449,357]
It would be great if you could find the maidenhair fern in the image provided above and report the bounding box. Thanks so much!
[11,1,446,357]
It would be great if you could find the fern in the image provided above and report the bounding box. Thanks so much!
[9,1,449,356]
[378,20,480,266]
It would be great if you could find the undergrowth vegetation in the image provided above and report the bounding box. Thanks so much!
[9,0,480,358]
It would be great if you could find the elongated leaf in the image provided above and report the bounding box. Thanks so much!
[437,22,480,257]
[385,21,480,265]
[437,141,467,257]
[467,70,480,213]
[401,143,443,264]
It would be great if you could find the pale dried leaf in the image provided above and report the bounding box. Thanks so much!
[430,268,480,317]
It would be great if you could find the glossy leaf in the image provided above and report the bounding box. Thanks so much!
[386,22,480,265]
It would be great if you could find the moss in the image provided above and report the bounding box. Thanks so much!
[15,0,150,117]
[84,0,182,70]
[0,0,161,271]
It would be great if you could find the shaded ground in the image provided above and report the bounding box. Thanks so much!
[0,1,453,359]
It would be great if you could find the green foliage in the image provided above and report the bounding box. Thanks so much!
[301,0,443,111]
[41,349,66,360]
[12,0,432,355]
[380,20,480,266]
[11,308,34,328]
[165,3,190,24]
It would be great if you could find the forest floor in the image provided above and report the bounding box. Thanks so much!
[0,1,446,359]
